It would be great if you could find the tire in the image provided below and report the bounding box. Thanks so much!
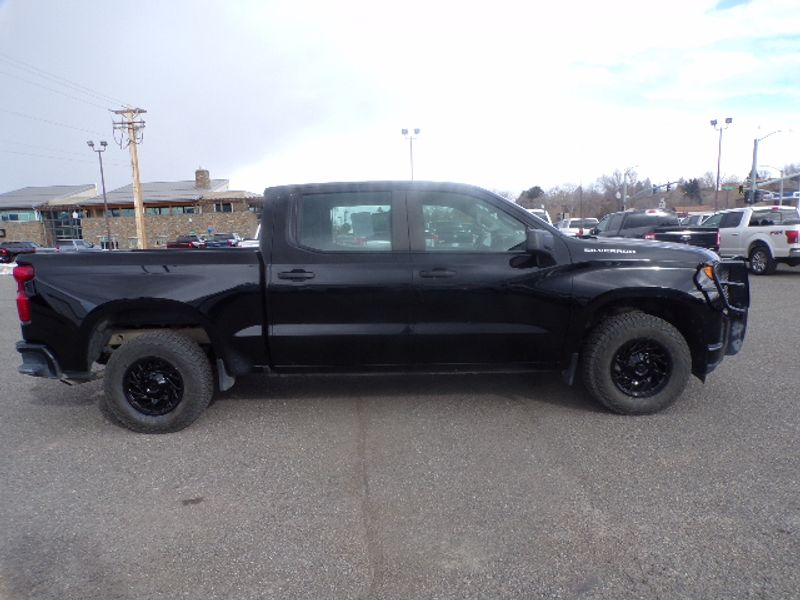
[581,312,691,415]
[748,245,777,275]
[102,331,214,433]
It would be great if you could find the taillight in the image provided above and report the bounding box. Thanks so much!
[13,264,35,323]
[644,233,656,240]
[716,231,721,250]
[787,230,799,244]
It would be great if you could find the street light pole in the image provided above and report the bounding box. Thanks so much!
[621,165,637,210]
[750,130,782,204]
[760,164,785,205]
[401,128,420,180]
[710,117,732,211]
[87,140,113,249]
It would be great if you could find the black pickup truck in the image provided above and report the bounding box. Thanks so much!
[13,181,750,432]
[592,209,719,250]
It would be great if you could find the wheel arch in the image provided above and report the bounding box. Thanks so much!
[81,299,238,375]
[746,236,773,256]
[575,289,710,378]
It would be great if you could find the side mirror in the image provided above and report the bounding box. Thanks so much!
[589,227,599,235]
[525,228,554,255]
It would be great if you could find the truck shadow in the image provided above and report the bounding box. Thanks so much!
[215,371,604,414]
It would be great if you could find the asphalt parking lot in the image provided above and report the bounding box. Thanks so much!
[0,268,798,600]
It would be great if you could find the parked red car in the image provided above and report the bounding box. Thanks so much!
[166,235,207,249]
[1,241,43,263]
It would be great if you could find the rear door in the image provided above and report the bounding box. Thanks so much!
[267,184,412,369]
[407,188,572,367]
[705,212,745,256]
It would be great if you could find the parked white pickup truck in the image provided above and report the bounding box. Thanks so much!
[701,206,800,274]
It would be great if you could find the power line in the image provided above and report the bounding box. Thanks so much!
[0,138,95,157]
[0,148,127,167]
[0,51,128,107]
[0,139,127,163]
[0,107,105,136]
[0,69,111,110]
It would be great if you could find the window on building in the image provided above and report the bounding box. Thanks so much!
[145,207,168,215]
[109,208,135,218]
[0,210,38,222]
[214,202,233,213]
[171,206,196,214]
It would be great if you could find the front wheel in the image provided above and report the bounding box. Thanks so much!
[748,245,777,275]
[102,331,214,433]
[581,312,691,415]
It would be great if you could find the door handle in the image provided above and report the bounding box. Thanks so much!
[278,270,315,281]
[419,269,455,278]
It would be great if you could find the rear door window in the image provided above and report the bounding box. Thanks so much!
[298,191,394,252]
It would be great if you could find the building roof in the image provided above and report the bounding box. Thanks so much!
[0,184,96,210]
[80,179,230,206]
[200,190,261,200]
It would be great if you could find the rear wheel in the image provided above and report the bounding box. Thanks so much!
[748,245,777,275]
[102,331,213,433]
[581,312,691,415]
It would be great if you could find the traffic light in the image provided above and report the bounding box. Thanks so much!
[738,185,744,195]
[666,183,671,192]
[651,185,657,195]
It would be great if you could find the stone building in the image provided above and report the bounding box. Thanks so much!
[0,170,262,249]
[76,169,261,248]
[0,184,97,245]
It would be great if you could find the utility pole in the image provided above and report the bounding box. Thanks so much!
[113,107,147,248]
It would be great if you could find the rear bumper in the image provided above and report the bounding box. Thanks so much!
[16,342,62,379]
[17,342,98,383]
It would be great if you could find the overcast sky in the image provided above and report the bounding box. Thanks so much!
[1,0,798,197]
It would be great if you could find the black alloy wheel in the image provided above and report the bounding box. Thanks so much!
[123,357,185,416]
[610,339,671,398]
[581,311,691,415]
[102,331,214,433]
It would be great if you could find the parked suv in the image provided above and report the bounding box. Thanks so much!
[205,232,242,247]
[592,209,681,238]
[555,217,599,237]
[56,240,103,253]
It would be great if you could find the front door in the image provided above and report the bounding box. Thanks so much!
[407,189,572,368]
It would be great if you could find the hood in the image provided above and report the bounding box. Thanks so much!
[565,235,719,264]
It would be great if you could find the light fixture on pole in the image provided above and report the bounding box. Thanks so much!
[749,130,782,204]
[401,128,420,180]
[87,140,113,249]
[710,117,732,211]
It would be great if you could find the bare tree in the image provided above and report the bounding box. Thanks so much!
[700,171,716,190]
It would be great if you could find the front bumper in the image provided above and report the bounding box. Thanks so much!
[695,260,750,376]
